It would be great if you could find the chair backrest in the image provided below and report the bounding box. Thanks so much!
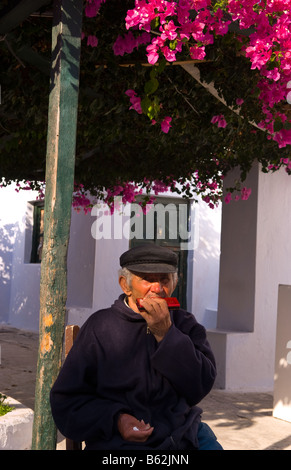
[64,324,82,450]
[65,324,80,358]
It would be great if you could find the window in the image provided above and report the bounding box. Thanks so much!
[30,202,44,263]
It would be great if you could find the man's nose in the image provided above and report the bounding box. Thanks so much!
[150,281,164,293]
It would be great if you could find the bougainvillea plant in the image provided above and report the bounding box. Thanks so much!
[1,0,291,212]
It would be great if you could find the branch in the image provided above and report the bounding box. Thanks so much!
[181,63,264,132]
[166,73,200,116]
[2,35,26,68]
[2,33,50,75]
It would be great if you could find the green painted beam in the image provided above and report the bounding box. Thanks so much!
[31,0,83,450]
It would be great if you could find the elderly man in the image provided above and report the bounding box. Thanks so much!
[50,243,222,450]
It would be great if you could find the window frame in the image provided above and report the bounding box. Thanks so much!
[30,201,45,264]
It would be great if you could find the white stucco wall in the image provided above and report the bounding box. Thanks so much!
[0,184,41,330]
[208,164,291,391]
[253,167,291,390]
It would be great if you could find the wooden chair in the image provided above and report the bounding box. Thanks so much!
[64,324,82,450]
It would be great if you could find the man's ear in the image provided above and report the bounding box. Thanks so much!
[170,274,178,296]
[119,276,132,296]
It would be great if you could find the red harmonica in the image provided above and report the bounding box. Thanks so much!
[136,297,180,310]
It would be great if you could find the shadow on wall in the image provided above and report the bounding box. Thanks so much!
[0,223,20,323]
[2,217,41,331]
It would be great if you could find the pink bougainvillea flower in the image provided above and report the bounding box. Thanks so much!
[218,117,227,128]
[236,98,244,106]
[241,187,252,200]
[211,114,227,128]
[122,0,291,153]
[113,31,150,56]
[85,0,104,18]
[160,20,178,41]
[245,40,273,70]
[224,192,232,204]
[273,128,291,148]
[161,46,177,62]
[146,42,160,65]
[125,89,136,98]
[189,45,206,60]
[130,97,142,114]
[87,35,98,47]
[161,116,172,133]
[125,89,142,114]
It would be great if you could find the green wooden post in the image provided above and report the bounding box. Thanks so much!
[31,0,83,450]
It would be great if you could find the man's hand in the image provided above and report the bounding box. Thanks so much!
[138,297,172,342]
[117,413,154,442]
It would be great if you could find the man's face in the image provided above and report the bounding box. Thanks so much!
[119,271,176,313]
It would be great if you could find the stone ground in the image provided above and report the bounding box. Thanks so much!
[1,325,291,450]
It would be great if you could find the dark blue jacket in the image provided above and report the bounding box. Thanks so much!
[50,294,216,450]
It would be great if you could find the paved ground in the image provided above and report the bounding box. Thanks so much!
[1,325,291,450]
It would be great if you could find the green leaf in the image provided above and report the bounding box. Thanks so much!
[155,58,167,74]
[274,119,283,132]
[150,16,159,29]
[147,101,160,120]
[144,78,159,95]
[169,40,177,51]
[141,96,160,120]
[150,68,157,80]
[141,96,152,115]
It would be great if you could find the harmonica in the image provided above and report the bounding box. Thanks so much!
[136,297,180,310]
